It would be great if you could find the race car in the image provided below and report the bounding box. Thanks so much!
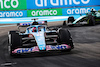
[8,19,74,56]
[67,8,100,26]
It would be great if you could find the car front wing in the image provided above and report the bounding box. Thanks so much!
[12,44,71,54]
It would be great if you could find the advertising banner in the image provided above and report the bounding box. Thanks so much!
[27,0,100,9]
[0,10,27,18]
[27,8,62,17]
[0,0,100,11]
[62,6,100,15]
[0,0,27,10]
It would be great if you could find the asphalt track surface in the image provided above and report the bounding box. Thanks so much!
[0,24,100,67]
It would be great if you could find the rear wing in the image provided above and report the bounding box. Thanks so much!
[17,21,47,27]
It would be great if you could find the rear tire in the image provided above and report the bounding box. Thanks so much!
[68,16,75,23]
[68,17,75,27]
[8,31,22,56]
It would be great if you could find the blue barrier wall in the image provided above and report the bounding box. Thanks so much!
[62,6,100,15]
[0,6,100,18]
[27,0,100,9]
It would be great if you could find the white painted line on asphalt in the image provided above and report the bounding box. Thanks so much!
[1,62,17,66]
[0,16,69,23]
[0,25,16,27]
[0,16,69,27]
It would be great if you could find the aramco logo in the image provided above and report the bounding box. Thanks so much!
[0,0,19,9]
[35,0,90,7]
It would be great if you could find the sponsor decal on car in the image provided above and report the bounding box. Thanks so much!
[12,46,39,53]
[12,44,71,53]
[19,22,31,26]
[51,45,67,50]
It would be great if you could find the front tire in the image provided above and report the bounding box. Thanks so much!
[8,31,22,56]
[88,15,95,26]
[57,28,74,52]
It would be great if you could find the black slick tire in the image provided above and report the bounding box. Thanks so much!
[8,31,22,56]
[88,15,95,26]
[68,17,75,23]
[57,28,74,52]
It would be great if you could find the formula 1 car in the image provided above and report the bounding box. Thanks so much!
[8,19,74,56]
[67,9,100,26]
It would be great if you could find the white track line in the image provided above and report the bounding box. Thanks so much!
[0,25,16,27]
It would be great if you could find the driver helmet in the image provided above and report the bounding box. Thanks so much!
[91,8,96,12]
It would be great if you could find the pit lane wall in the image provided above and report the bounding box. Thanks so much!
[0,0,100,18]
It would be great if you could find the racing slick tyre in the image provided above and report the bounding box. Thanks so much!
[88,15,95,26]
[57,28,74,52]
[68,16,75,27]
[68,16,75,23]
[8,31,22,56]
